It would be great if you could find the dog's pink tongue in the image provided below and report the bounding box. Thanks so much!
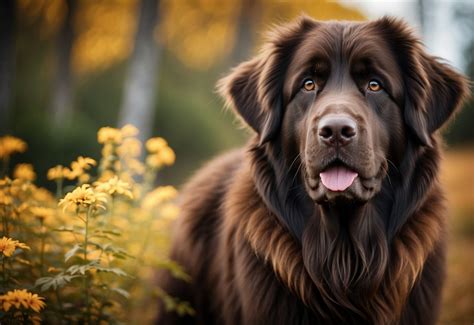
[320,166,358,192]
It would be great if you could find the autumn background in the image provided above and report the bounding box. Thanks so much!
[0,0,472,324]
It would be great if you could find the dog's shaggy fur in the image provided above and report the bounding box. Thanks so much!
[157,16,469,324]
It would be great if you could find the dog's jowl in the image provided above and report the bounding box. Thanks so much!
[157,16,469,325]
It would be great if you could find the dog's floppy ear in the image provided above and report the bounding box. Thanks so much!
[218,16,318,145]
[373,17,469,147]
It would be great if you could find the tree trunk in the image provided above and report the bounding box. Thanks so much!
[51,0,76,126]
[231,0,261,65]
[118,0,161,143]
[0,0,15,133]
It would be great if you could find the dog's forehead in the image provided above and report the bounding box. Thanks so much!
[295,20,395,65]
[284,20,403,100]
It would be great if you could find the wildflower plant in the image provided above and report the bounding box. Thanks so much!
[0,128,191,324]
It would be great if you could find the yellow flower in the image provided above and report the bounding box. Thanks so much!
[159,147,176,166]
[78,173,91,184]
[94,176,133,199]
[0,289,45,313]
[0,135,27,159]
[75,156,97,170]
[30,206,54,220]
[0,237,30,257]
[146,137,168,153]
[142,186,178,210]
[146,147,176,169]
[13,164,36,181]
[98,127,123,144]
[118,138,142,158]
[0,177,12,186]
[121,124,139,137]
[47,165,71,181]
[0,190,13,206]
[23,291,46,313]
[58,184,108,212]
[67,156,96,181]
[101,143,114,158]
[32,187,55,203]
[98,170,115,182]
[126,158,145,175]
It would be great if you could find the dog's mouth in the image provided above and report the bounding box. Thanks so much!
[305,159,385,204]
[319,164,358,192]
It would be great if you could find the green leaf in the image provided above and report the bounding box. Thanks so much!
[64,244,83,262]
[111,287,130,299]
[94,229,121,236]
[54,226,85,235]
[66,261,99,275]
[88,242,134,260]
[35,273,81,291]
[94,266,130,277]
[156,260,191,282]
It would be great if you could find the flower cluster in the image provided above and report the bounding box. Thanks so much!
[97,126,123,144]
[47,165,70,180]
[0,236,30,257]
[145,137,176,169]
[59,184,108,212]
[0,126,188,323]
[0,289,45,313]
[47,156,97,183]
[0,135,27,160]
[94,176,133,199]
[13,163,36,181]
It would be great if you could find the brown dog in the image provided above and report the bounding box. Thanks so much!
[157,16,469,324]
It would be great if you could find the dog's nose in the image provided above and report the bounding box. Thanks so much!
[318,115,357,146]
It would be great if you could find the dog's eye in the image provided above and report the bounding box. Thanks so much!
[368,80,382,92]
[303,79,316,91]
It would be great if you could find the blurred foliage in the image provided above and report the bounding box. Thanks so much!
[0,128,192,323]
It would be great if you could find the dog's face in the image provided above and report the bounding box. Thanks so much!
[283,22,407,203]
[219,16,467,207]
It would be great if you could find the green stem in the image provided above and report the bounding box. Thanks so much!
[55,178,63,199]
[55,288,65,321]
[2,257,7,288]
[2,208,7,236]
[109,196,115,226]
[1,157,9,177]
[39,219,45,276]
[84,207,91,324]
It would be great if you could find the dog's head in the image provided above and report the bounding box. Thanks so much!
[219,16,467,207]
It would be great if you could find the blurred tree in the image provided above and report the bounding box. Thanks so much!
[417,0,427,36]
[51,0,76,126]
[231,0,262,64]
[0,0,16,132]
[118,0,161,143]
[445,4,474,145]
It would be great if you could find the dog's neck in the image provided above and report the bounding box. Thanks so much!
[242,137,445,323]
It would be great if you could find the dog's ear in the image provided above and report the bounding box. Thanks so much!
[218,16,318,145]
[373,17,469,147]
